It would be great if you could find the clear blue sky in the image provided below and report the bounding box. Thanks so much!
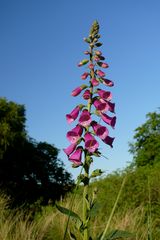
[1,0,160,178]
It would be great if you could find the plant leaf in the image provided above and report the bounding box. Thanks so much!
[56,204,83,231]
[56,204,82,222]
[99,229,135,240]
[68,230,77,240]
[90,169,103,178]
[85,197,90,211]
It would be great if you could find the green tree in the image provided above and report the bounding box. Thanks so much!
[129,111,160,167]
[0,98,73,205]
[0,98,26,158]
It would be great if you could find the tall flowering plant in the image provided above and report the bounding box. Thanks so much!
[64,20,115,169]
[57,21,132,240]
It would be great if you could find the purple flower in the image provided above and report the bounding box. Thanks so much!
[81,72,89,80]
[71,85,87,97]
[83,89,91,100]
[69,147,83,165]
[102,78,114,87]
[107,101,115,113]
[91,78,99,86]
[91,121,108,140]
[96,70,105,78]
[101,113,116,128]
[97,89,112,101]
[71,86,82,96]
[98,62,109,68]
[66,125,83,143]
[93,99,109,112]
[79,109,92,127]
[66,106,80,123]
[101,63,109,68]
[63,143,77,156]
[103,136,115,148]
[88,63,94,69]
[84,132,99,153]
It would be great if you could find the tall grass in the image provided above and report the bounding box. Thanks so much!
[1,164,160,240]
[0,193,56,240]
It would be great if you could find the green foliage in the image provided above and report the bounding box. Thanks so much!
[0,97,73,206]
[98,229,135,240]
[56,204,83,231]
[1,161,160,239]
[129,111,160,167]
[0,98,26,158]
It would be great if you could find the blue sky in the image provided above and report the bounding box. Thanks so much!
[1,0,160,179]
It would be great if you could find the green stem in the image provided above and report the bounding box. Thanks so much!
[83,151,90,240]
[82,46,94,240]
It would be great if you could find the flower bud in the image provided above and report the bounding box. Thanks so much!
[90,169,103,178]
[101,78,114,87]
[88,63,94,69]
[83,89,91,100]
[84,37,91,43]
[81,72,89,80]
[95,50,102,56]
[99,56,105,61]
[71,86,82,97]
[91,78,99,86]
[78,59,89,67]
[96,70,105,78]
[93,56,100,62]
[97,62,109,68]
[84,51,90,55]
[95,42,103,47]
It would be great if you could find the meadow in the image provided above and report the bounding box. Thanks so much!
[1,162,160,240]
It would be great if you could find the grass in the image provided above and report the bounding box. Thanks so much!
[1,164,160,239]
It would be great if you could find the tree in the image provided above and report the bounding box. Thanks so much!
[0,98,73,205]
[0,98,26,159]
[129,111,160,167]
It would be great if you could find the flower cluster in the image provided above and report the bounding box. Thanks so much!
[64,21,116,167]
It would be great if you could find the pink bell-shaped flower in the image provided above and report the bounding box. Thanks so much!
[66,125,83,143]
[69,147,83,166]
[84,132,99,153]
[97,89,112,101]
[107,101,115,113]
[66,106,80,123]
[93,98,109,112]
[91,121,109,140]
[83,89,91,100]
[91,78,99,86]
[103,136,115,147]
[63,143,77,156]
[101,113,116,128]
[79,109,92,127]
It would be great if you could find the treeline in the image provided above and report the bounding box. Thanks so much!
[0,98,73,206]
